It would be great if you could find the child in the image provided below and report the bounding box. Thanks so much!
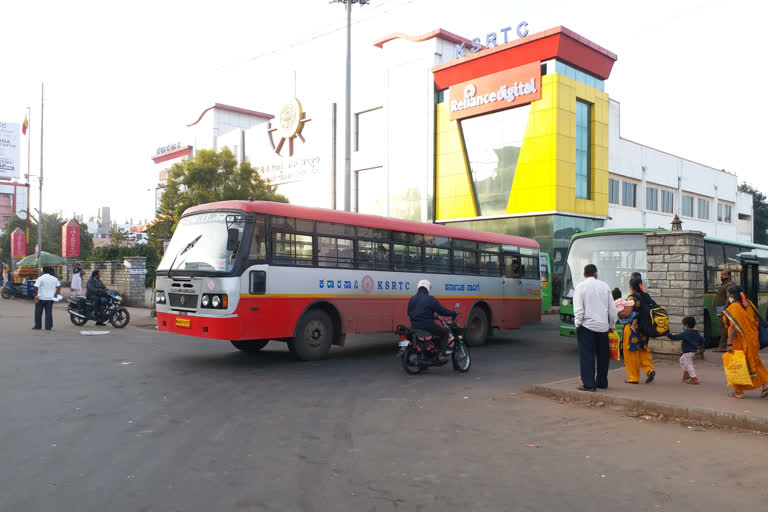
[667,316,705,384]
[612,288,635,325]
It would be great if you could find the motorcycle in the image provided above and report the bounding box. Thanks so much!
[396,315,471,374]
[1,281,24,299]
[67,290,131,328]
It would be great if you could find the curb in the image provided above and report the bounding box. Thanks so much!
[527,384,768,433]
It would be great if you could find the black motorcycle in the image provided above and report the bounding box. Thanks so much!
[1,281,24,299]
[396,315,471,374]
[67,290,130,328]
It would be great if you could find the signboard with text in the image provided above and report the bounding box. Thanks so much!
[61,219,81,258]
[448,61,542,121]
[11,228,26,259]
[0,122,21,180]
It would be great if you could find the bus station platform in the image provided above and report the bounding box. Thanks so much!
[529,351,768,433]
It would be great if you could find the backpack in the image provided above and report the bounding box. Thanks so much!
[636,291,669,338]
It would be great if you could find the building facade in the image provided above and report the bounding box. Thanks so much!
[152,25,754,279]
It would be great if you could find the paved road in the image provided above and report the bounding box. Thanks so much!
[1,300,767,511]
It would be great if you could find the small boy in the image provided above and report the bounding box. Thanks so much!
[667,316,705,384]
[612,288,635,325]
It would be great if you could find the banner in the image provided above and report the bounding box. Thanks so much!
[0,122,21,180]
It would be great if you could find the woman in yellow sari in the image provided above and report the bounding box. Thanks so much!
[619,276,656,384]
[722,285,768,399]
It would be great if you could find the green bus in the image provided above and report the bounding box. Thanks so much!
[558,228,768,345]
[540,253,552,312]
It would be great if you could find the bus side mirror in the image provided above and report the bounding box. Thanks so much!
[226,229,240,252]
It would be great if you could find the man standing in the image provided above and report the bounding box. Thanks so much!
[33,267,61,331]
[713,269,734,352]
[573,264,618,391]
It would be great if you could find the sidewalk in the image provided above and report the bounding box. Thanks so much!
[529,350,768,433]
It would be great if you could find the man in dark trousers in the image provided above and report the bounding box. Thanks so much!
[573,264,618,391]
[713,269,734,352]
[33,267,61,330]
[407,279,457,361]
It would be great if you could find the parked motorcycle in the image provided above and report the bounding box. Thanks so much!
[1,281,24,299]
[67,290,130,328]
[396,315,471,374]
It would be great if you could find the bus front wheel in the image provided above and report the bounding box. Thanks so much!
[231,339,270,352]
[464,307,489,346]
[291,310,334,361]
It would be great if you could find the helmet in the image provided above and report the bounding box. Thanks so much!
[417,279,431,293]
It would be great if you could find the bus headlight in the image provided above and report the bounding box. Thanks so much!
[155,291,166,304]
[562,298,569,307]
[211,295,220,308]
[202,295,210,307]
[201,294,227,309]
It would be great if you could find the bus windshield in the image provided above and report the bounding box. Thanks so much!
[158,212,247,274]
[562,234,647,298]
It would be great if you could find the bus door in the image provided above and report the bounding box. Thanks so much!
[539,254,552,312]
[502,252,522,327]
[741,257,760,305]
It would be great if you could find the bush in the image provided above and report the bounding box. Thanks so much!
[88,245,160,287]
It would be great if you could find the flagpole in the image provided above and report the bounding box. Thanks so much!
[26,106,31,255]
[37,83,44,277]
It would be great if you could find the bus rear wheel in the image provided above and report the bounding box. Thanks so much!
[464,307,489,346]
[231,339,270,353]
[291,310,334,361]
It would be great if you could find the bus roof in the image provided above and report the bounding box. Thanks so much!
[185,200,540,249]
[570,228,768,250]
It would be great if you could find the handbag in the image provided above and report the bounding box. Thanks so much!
[749,303,768,350]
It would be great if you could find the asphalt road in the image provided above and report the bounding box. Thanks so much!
[1,301,766,511]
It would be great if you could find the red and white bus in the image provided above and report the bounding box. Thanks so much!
[155,201,541,360]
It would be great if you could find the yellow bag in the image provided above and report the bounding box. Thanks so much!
[723,350,753,386]
[609,330,621,361]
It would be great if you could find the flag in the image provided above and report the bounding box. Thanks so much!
[22,115,28,135]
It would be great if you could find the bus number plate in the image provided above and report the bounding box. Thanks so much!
[175,318,191,328]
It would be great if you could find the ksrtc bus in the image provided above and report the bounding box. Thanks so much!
[558,228,768,344]
[155,201,542,360]
[540,253,552,312]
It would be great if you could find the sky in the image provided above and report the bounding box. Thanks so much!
[2,0,767,226]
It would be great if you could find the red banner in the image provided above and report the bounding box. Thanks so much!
[11,228,26,259]
[62,219,80,258]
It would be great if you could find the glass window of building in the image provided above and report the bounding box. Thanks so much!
[718,203,733,223]
[354,107,383,152]
[621,182,636,207]
[682,196,694,217]
[575,101,591,199]
[356,167,387,216]
[609,178,620,204]
[661,190,674,213]
[646,186,658,211]
[697,198,710,220]
[724,204,732,223]
[460,105,530,216]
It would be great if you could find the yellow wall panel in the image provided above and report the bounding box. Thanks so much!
[434,103,477,220]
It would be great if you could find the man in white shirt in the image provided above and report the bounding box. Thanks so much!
[573,264,618,391]
[33,267,61,331]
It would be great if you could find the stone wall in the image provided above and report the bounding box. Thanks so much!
[73,257,148,307]
[644,231,706,355]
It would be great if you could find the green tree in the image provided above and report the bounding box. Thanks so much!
[148,147,287,249]
[0,214,92,260]
[738,183,768,245]
[110,226,128,246]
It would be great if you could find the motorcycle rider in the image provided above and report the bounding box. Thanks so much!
[407,279,457,361]
[86,270,109,325]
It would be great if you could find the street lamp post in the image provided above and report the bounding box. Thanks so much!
[36,83,44,276]
[331,0,368,211]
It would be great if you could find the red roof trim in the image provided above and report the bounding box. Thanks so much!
[373,28,476,50]
[186,103,274,127]
[184,201,539,249]
[152,146,192,164]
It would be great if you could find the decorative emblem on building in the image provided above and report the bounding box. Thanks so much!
[267,98,311,157]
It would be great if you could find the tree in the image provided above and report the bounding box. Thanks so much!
[148,147,288,250]
[0,214,92,260]
[738,183,768,245]
[110,226,128,247]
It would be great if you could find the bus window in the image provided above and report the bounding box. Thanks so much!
[318,237,354,268]
[393,244,422,271]
[424,247,450,273]
[453,250,478,275]
[724,245,743,269]
[317,221,355,237]
[248,216,267,261]
[272,232,313,266]
[478,252,500,275]
[521,256,540,280]
[705,242,724,268]
[504,255,521,278]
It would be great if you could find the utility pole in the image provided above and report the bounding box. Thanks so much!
[332,0,368,211]
[26,106,31,255]
[37,83,44,276]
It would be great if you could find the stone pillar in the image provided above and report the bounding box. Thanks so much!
[123,257,147,307]
[645,231,706,355]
